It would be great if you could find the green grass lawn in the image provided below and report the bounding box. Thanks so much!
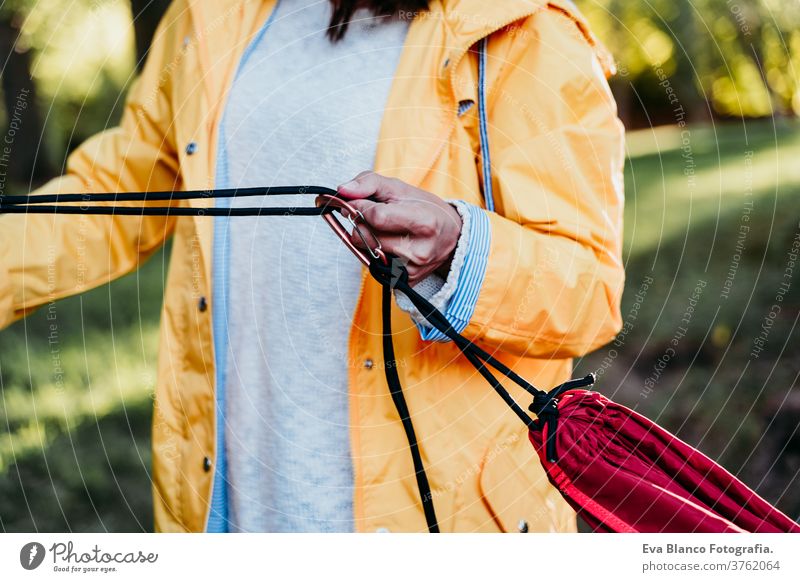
[0,248,168,532]
[1,119,798,532]
[576,117,800,521]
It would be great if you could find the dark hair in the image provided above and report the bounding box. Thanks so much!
[327,0,430,41]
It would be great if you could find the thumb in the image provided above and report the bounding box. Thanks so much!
[337,171,400,202]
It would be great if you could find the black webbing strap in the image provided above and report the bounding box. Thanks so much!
[368,257,540,534]
[370,258,540,533]
[387,261,596,458]
[368,257,595,533]
[379,279,440,532]
[0,186,338,216]
[369,258,540,426]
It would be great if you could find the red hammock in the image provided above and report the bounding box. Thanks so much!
[529,390,800,533]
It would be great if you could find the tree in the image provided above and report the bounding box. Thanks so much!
[129,0,171,70]
[0,8,52,184]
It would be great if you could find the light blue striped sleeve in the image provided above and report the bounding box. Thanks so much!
[396,200,491,342]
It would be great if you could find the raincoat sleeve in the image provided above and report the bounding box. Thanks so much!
[460,8,626,359]
[0,4,182,330]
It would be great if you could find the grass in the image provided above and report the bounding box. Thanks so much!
[0,247,167,531]
[576,117,800,521]
[1,118,798,531]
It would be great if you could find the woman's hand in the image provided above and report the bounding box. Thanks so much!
[337,172,463,285]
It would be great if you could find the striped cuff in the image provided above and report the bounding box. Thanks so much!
[410,200,491,342]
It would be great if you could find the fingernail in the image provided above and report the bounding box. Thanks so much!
[339,180,359,190]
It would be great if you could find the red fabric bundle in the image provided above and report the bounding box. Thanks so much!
[528,390,800,533]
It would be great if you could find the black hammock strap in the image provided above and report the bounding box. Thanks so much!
[0,186,339,216]
[368,259,595,456]
[369,257,594,533]
[1,186,596,534]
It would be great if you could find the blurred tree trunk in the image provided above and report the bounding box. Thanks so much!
[607,0,632,128]
[668,0,711,123]
[130,0,172,69]
[0,11,52,184]
[726,1,788,116]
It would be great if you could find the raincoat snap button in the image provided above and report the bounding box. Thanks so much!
[186,142,198,155]
[364,358,374,370]
[198,296,208,312]
[203,456,212,472]
[517,519,529,533]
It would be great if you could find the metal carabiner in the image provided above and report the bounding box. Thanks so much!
[315,194,387,267]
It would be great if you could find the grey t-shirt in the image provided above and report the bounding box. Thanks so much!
[219,0,410,532]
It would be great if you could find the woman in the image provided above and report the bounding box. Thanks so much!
[0,0,625,532]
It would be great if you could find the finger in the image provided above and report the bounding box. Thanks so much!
[337,172,404,202]
[340,199,409,239]
[347,231,414,260]
[360,202,437,235]
[375,233,416,260]
[340,198,378,222]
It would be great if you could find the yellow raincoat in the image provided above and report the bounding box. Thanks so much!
[0,0,624,532]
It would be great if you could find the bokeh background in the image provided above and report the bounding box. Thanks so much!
[0,0,797,531]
